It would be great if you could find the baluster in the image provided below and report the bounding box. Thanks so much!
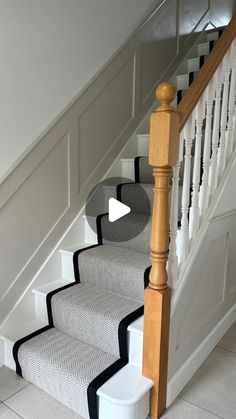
[199,82,214,215]
[226,40,236,155]
[179,117,194,263]
[189,101,203,241]
[209,65,223,196]
[217,53,230,175]
[168,131,184,287]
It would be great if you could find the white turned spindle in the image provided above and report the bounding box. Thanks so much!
[217,53,230,176]
[168,132,184,287]
[170,32,236,289]
[179,117,194,263]
[199,82,214,215]
[209,65,223,196]
[226,40,236,155]
[189,102,203,241]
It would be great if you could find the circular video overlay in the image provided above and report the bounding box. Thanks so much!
[85,176,151,243]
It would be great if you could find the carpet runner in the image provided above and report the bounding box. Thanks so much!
[13,156,157,419]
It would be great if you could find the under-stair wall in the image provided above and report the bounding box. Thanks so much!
[168,148,236,404]
[1,0,232,344]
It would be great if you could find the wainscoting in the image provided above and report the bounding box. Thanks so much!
[0,0,232,332]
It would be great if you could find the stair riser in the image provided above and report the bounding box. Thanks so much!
[34,294,49,323]
[206,31,219,42]
[197,42,210,56]
[121,159,135,180]
[137,135,149,156]
[188,57,200,73]
[2,338,16,370]
[85,216,98,243]
[176,74,189,91]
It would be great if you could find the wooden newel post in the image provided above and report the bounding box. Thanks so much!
[143,82,179,418]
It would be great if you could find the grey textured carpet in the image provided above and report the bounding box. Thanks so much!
[12,155,179,419]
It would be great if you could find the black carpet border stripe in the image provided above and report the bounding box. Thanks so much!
[177,89,182,105]
[189,71,194,85]
[87,358,127,419]
[144,266,151,289]
[12,325,53,376]
[209,39,214,52]
[116,181,136,202]
[73,243,102,282]
[118,305,144,359]
[96,213,108,245]
[134,156,141,183]
[117,154,143,202]
[87,305,144,419]
[47,282,77,326]
[200,55,205,68]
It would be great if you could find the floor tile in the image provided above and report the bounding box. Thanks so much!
[161,398,221,418]
[0,404,21,418]
[5,384,83,419]
[181,347,236,419]
[0,366,28,401]
[218,321,236,353]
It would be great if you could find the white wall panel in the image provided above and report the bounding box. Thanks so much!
[0,133,70,322]
[78,55,135,189]
[169,210,236,379]
[176,234,227,349]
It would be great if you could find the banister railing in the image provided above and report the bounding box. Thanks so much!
[143,15,236,419]
[178,14,236,130]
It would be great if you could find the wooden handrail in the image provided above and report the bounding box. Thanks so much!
[143,82,179,418]
[178,14,236,131]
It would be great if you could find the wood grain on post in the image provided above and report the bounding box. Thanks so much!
[143,82,179,418]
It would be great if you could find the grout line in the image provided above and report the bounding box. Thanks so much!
[179,396,225,418]
[3,382,30,403]
[216,344,236,354]
[2,402,24,418]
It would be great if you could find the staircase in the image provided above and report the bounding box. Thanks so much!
[2,19,236,419]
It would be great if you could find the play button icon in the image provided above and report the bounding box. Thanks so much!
[108,198,131,222]
[85,176,151,243]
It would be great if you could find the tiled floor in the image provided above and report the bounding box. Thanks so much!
[0,322,236,418]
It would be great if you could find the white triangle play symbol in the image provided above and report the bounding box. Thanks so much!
[108,198,131,222]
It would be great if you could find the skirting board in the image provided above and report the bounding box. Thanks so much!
[166,302,236,407]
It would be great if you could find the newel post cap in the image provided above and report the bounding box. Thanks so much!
[156,82,177,111]
[149,81,179,167]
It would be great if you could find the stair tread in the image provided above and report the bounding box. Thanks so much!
[17,327,118,418]
[60,242,95,254]
[33,278,71,295]
[2,319,46,342]
[51,283,142,357]
[77,244,150,301]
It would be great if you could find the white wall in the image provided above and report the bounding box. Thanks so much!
[0,0,156,180]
